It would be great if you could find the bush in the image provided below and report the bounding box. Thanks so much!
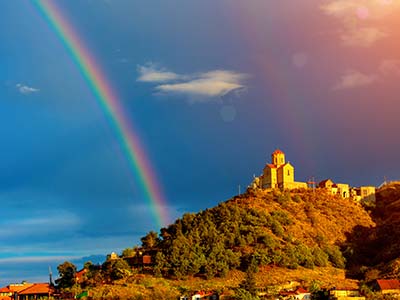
[324,245,346,268]
[312,247,329,267]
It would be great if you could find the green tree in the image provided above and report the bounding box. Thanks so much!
[102,258,131,281]
[239,258,258,297]
[312,247,329,267]
[121,247,136,258]
[234,288,260,300]
[56,261,77,289]
[84,264,103,287]
[324,245,346,268]
[141,231,160,249]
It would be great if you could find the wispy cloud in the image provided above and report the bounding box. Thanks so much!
[137,65,248,101]
[321,0,399,47]
[333,69,377,90]
[137,64,181,83]
[333,60,400,90]
[16,83,40,95]
[0,255,81,264]
[341,27,387,47]
[157,70,247,99]
[379,59,400,75]
[322,0,397,20]
[0,211,81,238]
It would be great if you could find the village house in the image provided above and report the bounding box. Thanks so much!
[279,287,311,300]
[375,279,400,295]
[318,180,350,198]
[0,282,34,300]
[329,288,365,300]
[17,283,53,300]
[0,283,53,300]
[75,268,88,284]
[318,179,375,203]
[351,186,376,203]
[191,291,218,300]
[0,286,12,300]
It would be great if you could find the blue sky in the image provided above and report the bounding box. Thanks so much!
[1,0,400,284]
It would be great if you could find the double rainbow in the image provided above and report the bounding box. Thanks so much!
[33,0,169,228]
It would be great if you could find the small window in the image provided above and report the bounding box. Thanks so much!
[287,170,290,176]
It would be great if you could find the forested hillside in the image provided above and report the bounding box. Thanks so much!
[144,188,374,279]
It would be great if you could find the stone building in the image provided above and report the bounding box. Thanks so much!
[351,186,376,203]
[319,179,350,198]
[319,179,375,202]
[262,149,307,190]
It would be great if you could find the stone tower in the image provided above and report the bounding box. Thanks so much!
[271,149,285,167]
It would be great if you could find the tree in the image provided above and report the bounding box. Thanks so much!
[102,258,131,281]
[56,261,77,289]
[234,288,260,300]
[239,258,258,297]
[141,231,160,249]
[121,247,136,258]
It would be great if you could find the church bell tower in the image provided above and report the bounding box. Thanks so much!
[271,149,285,167]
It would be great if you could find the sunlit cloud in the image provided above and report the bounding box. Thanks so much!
[333,69,377,90]
[322,0,399,20]
[137,64,181,83]
[137,65,249,101]
[16,83,40,95]
[321,0,400,47]
[157,70,247,99]
[341,27,387,47]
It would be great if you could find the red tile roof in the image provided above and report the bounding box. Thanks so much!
[273,149,284,155]
[296,287,308,294]
[19,283,52,295]
[0,287,11,293]
[75,268,87,282]
[7,283,33,293]
[377,279,400,290]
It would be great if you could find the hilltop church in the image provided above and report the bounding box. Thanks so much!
[249,149,376,203]
[261,149,307,190]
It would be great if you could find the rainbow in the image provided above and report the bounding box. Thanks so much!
[33,0,169,228]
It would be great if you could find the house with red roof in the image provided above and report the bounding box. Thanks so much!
[279,287,311,300]
[0,282,34,300]
[75,268,88,284]
[0,286,12,300]
[376,279,400,295]
[18,283,54,300]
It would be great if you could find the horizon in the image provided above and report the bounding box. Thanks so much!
[1,0,400,285]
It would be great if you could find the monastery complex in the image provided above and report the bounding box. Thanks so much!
[250,149,376,203]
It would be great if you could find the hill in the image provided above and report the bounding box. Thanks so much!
[59,187,396,299]
[146,188,374,283]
